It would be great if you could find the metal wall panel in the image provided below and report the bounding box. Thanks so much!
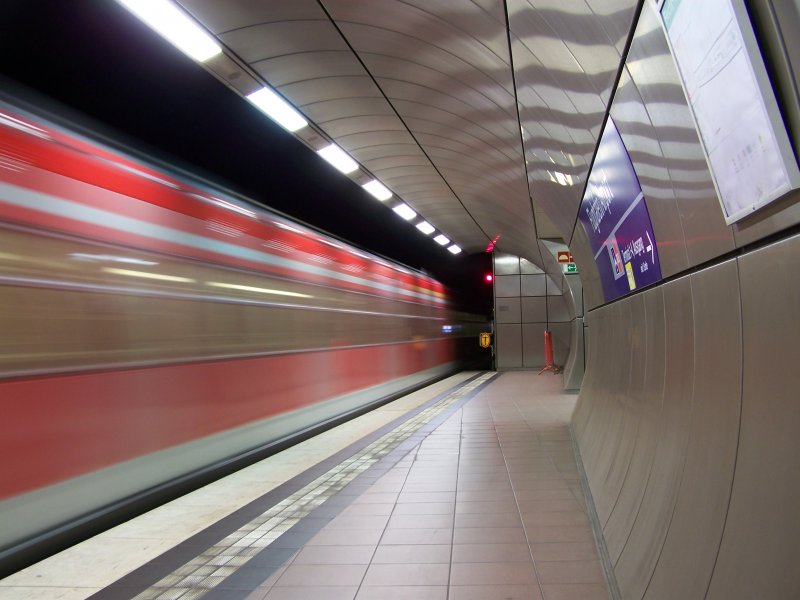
[646,259,742,599]
[521,323,545,368]
[497,323,523,369]
[581,301,628,501]
[563,273,584,317]
[614,277,694,599]
[521,296,547,323]
[591,297,639,525]
[549,322,571,368]
[603,285,666,564]
[547,295,571,323]
[546,276,562,296]
[520,257,543,274]
[520,274,546,296]
[496,297,522,324]
[562,317,585,391]
[494,253,521,275]
[495,274,522,298]
[707,234,800,600]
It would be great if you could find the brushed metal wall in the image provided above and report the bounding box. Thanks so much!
[574,232,800,599]
[493,253,572,369]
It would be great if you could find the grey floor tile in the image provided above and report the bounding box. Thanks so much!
[453,527,527,544]
[362,563,450,586]
[455,500,520,514]
[449,561,538,585]
[524,525,595,543]
[448,585,542,600]
[529,542,601,562]
[397,491,456,503]
[325,514,391,530]
[305,528,384,546]
[536,560,605,584]
[292,545,376,565]
[355,585,447,599]
[451,543,532,563]
[263,586,358,600]
[273,564,367,587]
[540,583,610,600]
[380,528,453,546]
[387,514,454,529]
[371,544,451,564]
[392,502,454,516]
[455,512,522,529]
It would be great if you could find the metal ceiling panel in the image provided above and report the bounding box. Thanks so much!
[508,0,637,241]
[178,0,646,270]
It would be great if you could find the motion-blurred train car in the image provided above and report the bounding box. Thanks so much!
[0,99,467,568]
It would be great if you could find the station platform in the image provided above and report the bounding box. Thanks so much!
[0,371,611,600]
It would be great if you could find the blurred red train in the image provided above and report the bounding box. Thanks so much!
[0,100,465,566]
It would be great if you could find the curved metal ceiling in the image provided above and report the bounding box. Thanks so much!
[177,0,638,268]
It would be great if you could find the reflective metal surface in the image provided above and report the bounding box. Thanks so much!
[707,234,800,600]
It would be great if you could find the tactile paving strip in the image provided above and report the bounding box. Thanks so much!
[131,372,496,599]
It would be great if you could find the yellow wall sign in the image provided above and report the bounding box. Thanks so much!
[479,332,492,348]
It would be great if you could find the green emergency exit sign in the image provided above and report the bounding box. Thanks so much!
[566,262,578,273]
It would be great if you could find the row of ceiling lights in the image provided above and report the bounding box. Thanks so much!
[118,0,463,255]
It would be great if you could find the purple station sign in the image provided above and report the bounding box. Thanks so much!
[578,118,662,302]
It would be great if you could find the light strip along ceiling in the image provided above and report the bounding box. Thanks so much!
[135,0,641,269]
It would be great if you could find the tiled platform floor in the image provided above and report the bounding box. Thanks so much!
[0,371,610,600]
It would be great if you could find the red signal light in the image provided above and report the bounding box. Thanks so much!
[485,274,494,283]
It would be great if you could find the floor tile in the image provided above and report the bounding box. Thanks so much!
[355,585,447,600]
[537,560,605,584]
[530,542,601,562]
[292,545,375,565]
[371,544,451,564]
[388,514,454,529]
[263,586,358,600]
[362,563,450,586]
[449,584,543,599]
[450,561,538,585]
[453,527,527,544]
[540,583,610,599]
[451,543,532,563]
[392,502,454,516]
[273,564,367,587]
[455,512,522,528]
[380,528,453,545]
[305,529,384,546]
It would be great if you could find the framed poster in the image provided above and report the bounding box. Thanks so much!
[660,0,800,224]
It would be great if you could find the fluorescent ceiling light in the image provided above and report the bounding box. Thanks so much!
[118,0,222,62]
[317,144,358,174]
[447,245,462,254]
[416,221,435,235]
[207,282,312,298]
[246,87,308,132]
[434,234,450,246]
[362,179,392,201]
[103,267,195,283]
[392,203,417,221]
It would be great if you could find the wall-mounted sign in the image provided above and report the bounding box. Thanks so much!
[578,118,662,302]
[566,263,578,274]
[557,251,574,263]
[661,0,799,223]
[479,332,491,348]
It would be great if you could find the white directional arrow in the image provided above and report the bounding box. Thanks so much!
[646,230,654,264]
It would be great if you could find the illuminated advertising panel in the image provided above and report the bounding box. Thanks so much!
[578,118,662,302]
